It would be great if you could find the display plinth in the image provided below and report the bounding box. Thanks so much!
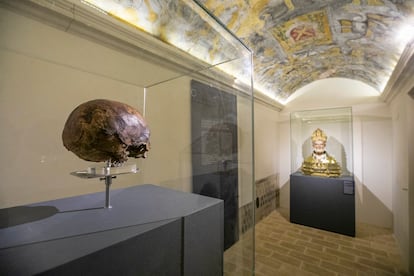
[290,172,355,236]
[0,184,224,275]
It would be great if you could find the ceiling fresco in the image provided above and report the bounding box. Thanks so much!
[198,0,414,103]
[82,0,251,80]
[82,0,413,105]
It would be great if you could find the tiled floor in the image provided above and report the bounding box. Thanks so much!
[224,209,409,276]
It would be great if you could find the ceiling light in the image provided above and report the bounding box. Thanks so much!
[395,20,414,52]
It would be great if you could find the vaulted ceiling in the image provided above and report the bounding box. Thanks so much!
[20,0,413,108]
[199,0,414,104]
[80,0,414,107]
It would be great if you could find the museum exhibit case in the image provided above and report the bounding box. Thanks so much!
[0,0,255,275]
[290,107,355,236]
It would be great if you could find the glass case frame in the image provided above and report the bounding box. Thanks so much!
[290,107,354,177]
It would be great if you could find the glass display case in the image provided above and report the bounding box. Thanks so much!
[290,107,354,177]
[0,0,254,274]
[289,107,355,236]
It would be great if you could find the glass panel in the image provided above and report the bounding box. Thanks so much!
[141,50,254,276]
[290,107,354,177]
[0,0,254,274]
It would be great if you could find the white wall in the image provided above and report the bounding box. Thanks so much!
[390,92,413,271]
[254,103,279,181]
[278,119,291,210]
[239,96,255,206]
[135,78,193,193]
[353,103,393,227]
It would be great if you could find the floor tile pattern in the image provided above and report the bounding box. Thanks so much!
[224,210,409,276]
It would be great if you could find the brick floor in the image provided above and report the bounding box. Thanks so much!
[224,210,409,276]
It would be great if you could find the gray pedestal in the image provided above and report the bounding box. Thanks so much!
[290,172,355,236]
[0,184,224,275]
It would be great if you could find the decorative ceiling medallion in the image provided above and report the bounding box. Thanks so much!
[272,10,333,54]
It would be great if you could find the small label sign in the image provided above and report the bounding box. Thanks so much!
[343,181,354,195]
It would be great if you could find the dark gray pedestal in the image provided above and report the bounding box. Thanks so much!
[290,172,355,236]
[0,184,224,275]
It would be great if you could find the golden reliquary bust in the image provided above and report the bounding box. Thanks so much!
[301,128,341,177]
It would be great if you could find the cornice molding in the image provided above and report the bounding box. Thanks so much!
[381,40,414,103]
[254,93,284,111]
[0,0,210,78]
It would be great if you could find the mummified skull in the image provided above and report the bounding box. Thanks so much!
[62,99,150,164]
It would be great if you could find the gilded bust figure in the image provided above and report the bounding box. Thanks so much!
[301,128,341,177]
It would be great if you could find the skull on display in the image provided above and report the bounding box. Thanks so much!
[62,99,150,164]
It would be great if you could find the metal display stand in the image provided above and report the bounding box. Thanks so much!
[71,161,138,208]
